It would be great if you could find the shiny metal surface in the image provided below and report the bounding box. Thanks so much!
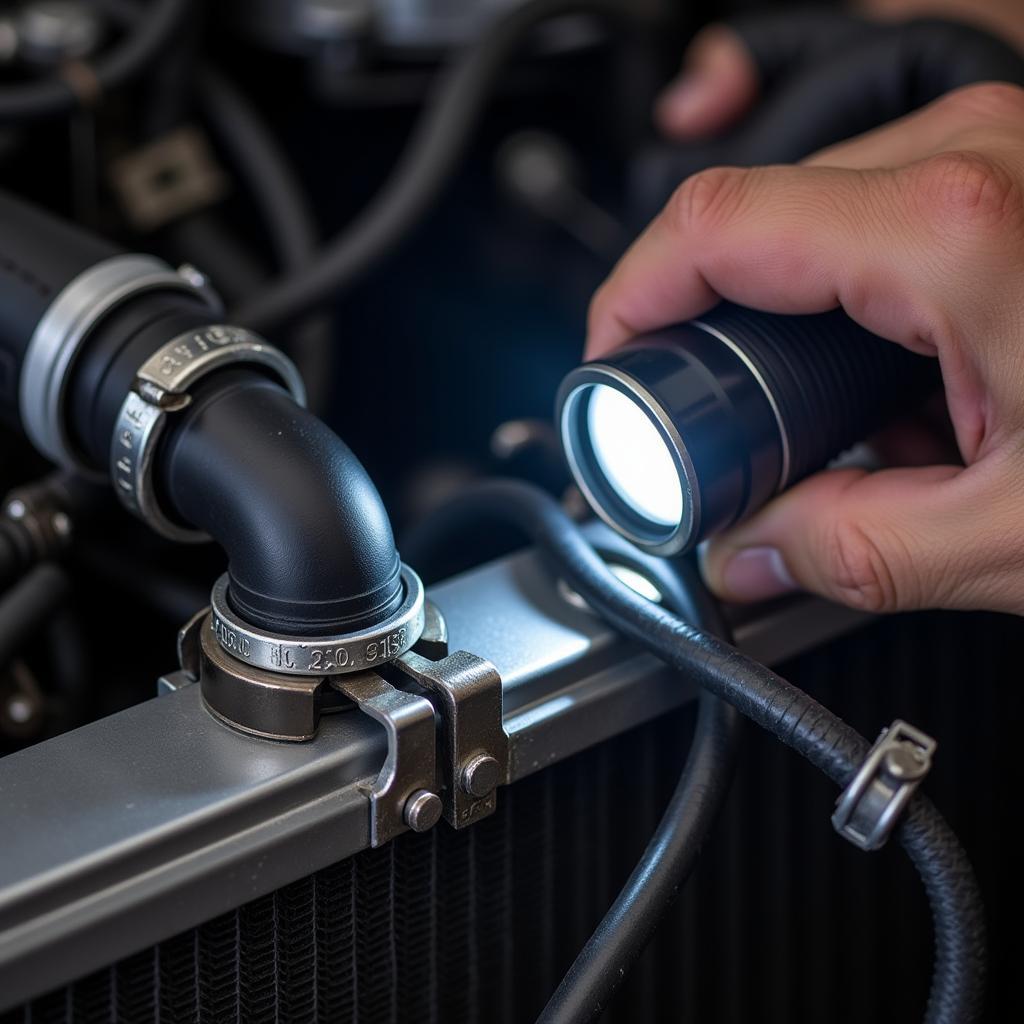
[0,534,868,1009]
[692,318,792,489]
[197,596,443,741]
[558,364,699,557]
[199,622,329,741]
[397,648,509,829]
[832,719,936,852]
[208,565,425,675]
[111,325,305,541]
[20,255,213,470]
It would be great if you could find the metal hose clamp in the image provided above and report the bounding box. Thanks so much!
[832,719,937,851]
[20,255,220,472]
[111,324,306,541]
[208,565,426,676]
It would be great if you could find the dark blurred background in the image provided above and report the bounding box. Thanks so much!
[0,0,847,726]
[2,1,1021,1020]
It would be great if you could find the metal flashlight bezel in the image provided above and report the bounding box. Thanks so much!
[558,363,700,556]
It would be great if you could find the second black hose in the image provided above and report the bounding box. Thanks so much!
[406,507,742,1023]
[234,0,634,332]
[410,479,986,1024]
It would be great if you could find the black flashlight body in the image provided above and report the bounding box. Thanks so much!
[558,304,939,555]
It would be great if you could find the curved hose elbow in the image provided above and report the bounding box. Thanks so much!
[158,369,403,636]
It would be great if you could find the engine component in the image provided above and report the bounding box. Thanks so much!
[557,303,938,555]
[0,189,408,644]
[109,127,229,232]
[165,578,507,839]
[4,1,104,68]
[0,0,190,121]
[186,573,428,740]
[0,473,99,589]
[0,523,852,1010]
[233,0,638,333]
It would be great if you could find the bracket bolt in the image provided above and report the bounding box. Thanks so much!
[461,754,501,799]
[404,789,442,832]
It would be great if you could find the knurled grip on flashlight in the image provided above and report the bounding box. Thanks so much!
[694,304,939,488]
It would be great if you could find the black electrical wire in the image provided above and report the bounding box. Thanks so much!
[99,0,334,407]
[408,479,986,1024]
[538,585,740,1022]
[0,0,192,123]
[233,0,633,333]
[0,518,35,593]
[195,68,334,411]
[0,564,70,671]
[0,474,100,592]
[406,503,742,1019]
[196,68,317,272]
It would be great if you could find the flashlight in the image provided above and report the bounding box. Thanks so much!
[557,303,938,556]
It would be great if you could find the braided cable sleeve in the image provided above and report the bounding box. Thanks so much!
[407,499,741,1024]
[407,479,986,1024]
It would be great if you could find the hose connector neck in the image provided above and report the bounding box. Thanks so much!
[156,362,408,639]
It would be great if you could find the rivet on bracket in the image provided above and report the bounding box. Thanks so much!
[396,649,509,830]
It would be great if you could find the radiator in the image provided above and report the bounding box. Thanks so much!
[3,609,1018,1023]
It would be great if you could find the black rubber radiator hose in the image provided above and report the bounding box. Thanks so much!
[410,480,985,1024]
[0,188,404,638]
[156,369,403,635]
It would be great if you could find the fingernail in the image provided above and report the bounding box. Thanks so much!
[657,74,709,124]
[719,546,798,602]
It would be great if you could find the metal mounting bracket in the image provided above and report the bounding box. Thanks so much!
[160,596,505,842]
[156,607,205,696]
[396,648,510,830]
[331,673,441,847]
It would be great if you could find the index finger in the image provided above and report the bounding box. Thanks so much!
[584,147,1019,362]
[586,83,1024,359]
[585,163,913,358]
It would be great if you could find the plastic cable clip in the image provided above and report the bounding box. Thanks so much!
[831,719,936,852]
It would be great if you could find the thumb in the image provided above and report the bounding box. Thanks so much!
[654,25,759,140]
[700,459,1024,614]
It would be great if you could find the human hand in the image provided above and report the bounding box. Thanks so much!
[588,82,1024,614]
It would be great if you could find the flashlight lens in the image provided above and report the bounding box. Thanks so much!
[586,384,683,528]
